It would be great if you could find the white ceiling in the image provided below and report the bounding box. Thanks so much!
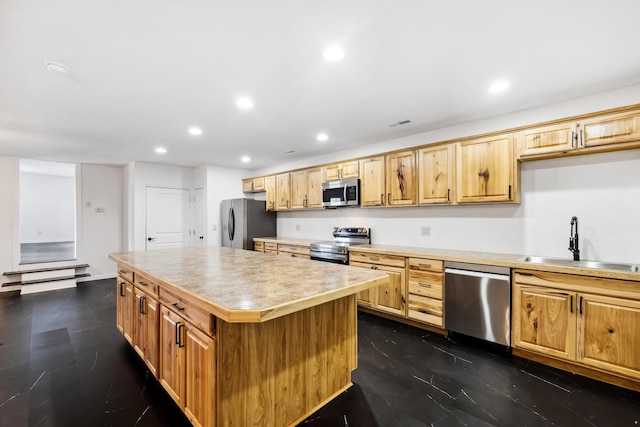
[2,0,640,171]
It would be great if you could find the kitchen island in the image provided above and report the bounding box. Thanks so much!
[109,247,389,427]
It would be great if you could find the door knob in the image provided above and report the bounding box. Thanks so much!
[147,237,156,241]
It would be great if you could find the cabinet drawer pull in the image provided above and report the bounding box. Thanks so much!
[369,257,380,261]
[418,263,432,267]
[172,302,186,312]
[418,282,432,288]
[119,269,127,274]
[370,266,378,270]
[138,281,148,287]
[418,309,431,315]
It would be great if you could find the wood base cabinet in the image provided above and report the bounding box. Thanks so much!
[406,257,444,327]
[513,270,640,385]
[134,288,160,377]
[116,278,134,345]
[350,251,406,316]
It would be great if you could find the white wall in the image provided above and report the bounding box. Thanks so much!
[0,156,18,284]
[80,164,123,279]
[19,173,76,243]
[252,85,640,264]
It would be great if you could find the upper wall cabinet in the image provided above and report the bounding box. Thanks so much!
[418,144,456,205]
[386,151,417,206]
[265,176,276,211]
[324,160,359,181]
[518,108,640,160]
[242,177,266,193]
[275,173,291,211]
[290,168,323,210]
[457,133,518,204]
[360,157,386,206]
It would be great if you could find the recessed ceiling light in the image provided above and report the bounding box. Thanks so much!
[316,133,329,142]
[236,97,254,109]
[188,127,202,136]
[155,147,167,154]
[241,156,251,163]
[323,45,345,61]
[44,61,68,75]
[489,81,510,93]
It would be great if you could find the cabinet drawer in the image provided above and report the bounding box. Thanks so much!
[135,273,160,297]
[254,241,264,252]
[407,294,443,327]
[408,273,443,299]
[408,257,443,273]
[160,289,214,338]
[349,252,406,268]
[117,265,134,283]
[277,244,310,256]
[264,242,278,253]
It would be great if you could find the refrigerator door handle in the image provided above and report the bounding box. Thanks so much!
[229,207,235,241]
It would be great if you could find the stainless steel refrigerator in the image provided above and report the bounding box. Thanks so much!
[220,198,276,250]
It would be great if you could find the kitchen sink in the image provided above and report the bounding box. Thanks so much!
[520,256,640,272]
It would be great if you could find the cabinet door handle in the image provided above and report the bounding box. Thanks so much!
[571,131,576,148]
[178,324,185,348]
[418,282,432,288]
[172,302,185,312]
[447,188,451,202]
[579,296,583,315]
[387,193,391,204]
[380,194,384,205]
[418,309,431,315]
[140,296,147,315]
[570,295,573,313]
[580,129,584,147]
[119,281,125,297]
[175,322,182,345]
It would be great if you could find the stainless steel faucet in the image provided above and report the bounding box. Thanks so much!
[568,216,580,261]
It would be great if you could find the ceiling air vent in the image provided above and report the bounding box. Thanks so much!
[282,150,296,156]
[388,120,412,128]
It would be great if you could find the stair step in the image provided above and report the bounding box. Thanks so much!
[2,273,91,287]
[3,264,89,276]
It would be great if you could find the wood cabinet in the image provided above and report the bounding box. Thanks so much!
[360,152,417,207]
[512,270,640,383]
[290,167,323,209]
[264,242,278,253]
[350,251,406,316]
[457,133,518,203]
[275,173,291,211]
[265,175,276,211]
[134,287,160,377]
[242,177,265,193]
[116,278,134,345]
[406,257,445,327]
[324,160,359,181]
[518,121,577,158]
[518,108,640,160]
[417,144,456,204]
[159,305,216,427]
[277,243,310,259]
[253,241,264,252]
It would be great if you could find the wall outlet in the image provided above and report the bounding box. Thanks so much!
[421,226,431,236]
[95,207,105,213]
[295,224,300,231]
[212,225,217,231]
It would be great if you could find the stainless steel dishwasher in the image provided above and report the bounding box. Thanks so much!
[444,261,511,346]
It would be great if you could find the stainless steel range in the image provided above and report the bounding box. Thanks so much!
[310,227,371,264]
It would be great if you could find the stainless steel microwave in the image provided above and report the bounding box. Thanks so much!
[321,178,360,207]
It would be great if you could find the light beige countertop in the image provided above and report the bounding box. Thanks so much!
[351,244,640,282]
[109,246,389,323]
[253,237,320,246]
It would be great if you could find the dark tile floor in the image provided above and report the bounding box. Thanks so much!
[1,279,638,426]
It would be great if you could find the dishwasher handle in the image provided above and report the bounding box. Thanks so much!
[444,268,510,282]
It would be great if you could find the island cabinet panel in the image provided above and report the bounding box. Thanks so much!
[160,306,186,408]
[577,294,640,380]
[133,288,160,377]
[116,278,134,345]
[217,295,357,426]
[184,326,216,427]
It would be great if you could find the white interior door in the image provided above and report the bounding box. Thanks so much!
[145,187,191,250]
[193,188,205,247]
